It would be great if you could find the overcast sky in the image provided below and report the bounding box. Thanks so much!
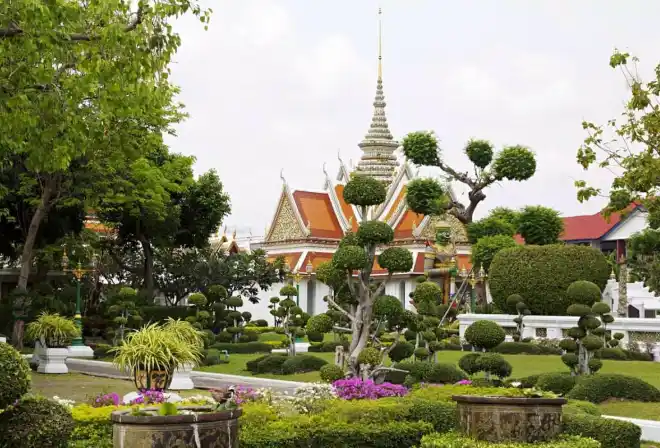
[164,0,658,238]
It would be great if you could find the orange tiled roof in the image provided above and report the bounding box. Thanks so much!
[293,191,343,239]
[393,210,423,239]
[384,186,407,222]
[267,252,303,270]
[334,185,358,232]
[299,252,334,270]
[85,221,114,234]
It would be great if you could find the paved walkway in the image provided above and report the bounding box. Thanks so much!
[65,358,304,394]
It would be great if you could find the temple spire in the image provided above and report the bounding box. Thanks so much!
[355,7,399,184]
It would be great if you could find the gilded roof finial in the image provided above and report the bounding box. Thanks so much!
[377,7,383,81]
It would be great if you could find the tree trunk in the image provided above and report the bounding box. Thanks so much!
[347,303,373,378]
[140,236,154,298]
[13,183,53,349]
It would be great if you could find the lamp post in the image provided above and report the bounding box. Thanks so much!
[61,248,96,358]
[290,261,313,342]
[468,266,487,313]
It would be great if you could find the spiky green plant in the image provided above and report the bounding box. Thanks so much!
[25,313,80,348]
[111,321,203,389]
[163,318,204,349]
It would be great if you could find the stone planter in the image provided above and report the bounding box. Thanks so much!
[169,363,195,390]
[37,347,69,374]
[452,395,567,443]
[134,368,173,391]
[111,406,241,448]
[0,336,6,344]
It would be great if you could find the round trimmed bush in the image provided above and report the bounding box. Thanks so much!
[0,342,31,408]
[535,372,577,395]
[306,331,324,343]
[342,174,387,207]
[388,341,414,362]
[596,348,628,361]
[357,347,381,366]
[246,354,288,374]
[356,220,394,246]
[413,282,443,304]
[476,353,512,378]
[426,363,468,384]
[464,320,506,350]
[567,281,602,307]
[493,342,542,355]
[319,364,344,383]
[489,245,610,315]
[458,353,482,375]
[281,354,328,374]
[0,395,74,447]
[414,347,430,360]
[566,374,660,403]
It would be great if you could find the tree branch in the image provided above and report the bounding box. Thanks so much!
[437,159,477,189]
[1,8,144,40]
[374,272,393,297]
[326,295,354,322]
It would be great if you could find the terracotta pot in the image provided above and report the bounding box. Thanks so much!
[452,395,567,443]
[111,406,241,448]
[133,368,173,391]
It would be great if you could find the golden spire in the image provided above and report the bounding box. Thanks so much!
[377,7,383,81]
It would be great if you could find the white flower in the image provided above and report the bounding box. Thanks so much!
[52,396,75,409]
[510,381,522,388]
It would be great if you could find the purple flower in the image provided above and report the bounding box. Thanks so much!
[455,380,473,386]
[129,389,166,406]
[332,378,408,400]
[92,392,121,408]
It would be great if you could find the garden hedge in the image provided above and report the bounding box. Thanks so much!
[210,342,272,354]
[420,433,599,448]
[489,245,610,315]
[0,395,75,448]
[139,306,195,322]
[566,373,660,403]
[563,412,641,448]
[534,372,576,395]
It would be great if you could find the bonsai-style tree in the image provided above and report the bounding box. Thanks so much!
[305,313,334,347]
[272,284,306,356]
[460,320,510,381]
[516,205,564,245]
[106,287,142,343]
[506,294,530,342]
[268,296,281,327]
[401,132,536,224]
[186,292,211,330]
[321,175,413,378]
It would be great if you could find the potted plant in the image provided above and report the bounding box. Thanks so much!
[112,387,241,448]
[112,320,203,391]
[26,312,80,374]
[452,388,566,443]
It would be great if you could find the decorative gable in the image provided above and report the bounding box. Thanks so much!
[265,191,308,243]
[418,214,468,243]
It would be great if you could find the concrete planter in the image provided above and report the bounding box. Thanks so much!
[37,347,69,374]
[452,395,566,443]
[0,336,6,344]
[111,406,241,448]
[170,363,195,390]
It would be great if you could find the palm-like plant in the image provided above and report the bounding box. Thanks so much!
[111,321,203,390]
[26,312,80,348]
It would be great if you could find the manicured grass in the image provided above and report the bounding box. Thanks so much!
[197,350,660,388]
[29,372,211,403]
[598,400,660,421]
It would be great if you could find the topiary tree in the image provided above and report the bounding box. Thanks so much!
[272,284,306,356]
[402,132,536,224]
[471,234,517,273]
[516,205,564,245]
[318,174,413,379]
[506,294,530,342]
[0,343,31,410]
[467,216,516,244]
[464,320,506,352]
[186,292,210,331]
[560,299,615,376]
[105,287,142,344]
[489,245,610,315]
[0,395,75,447]
[566,281,602,307]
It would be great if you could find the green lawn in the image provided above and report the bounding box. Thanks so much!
[197,350,660,388]
[30,372,211,403]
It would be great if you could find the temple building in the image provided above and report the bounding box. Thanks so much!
[245,10,472,321]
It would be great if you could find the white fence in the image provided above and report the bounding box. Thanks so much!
[457,314,660,347]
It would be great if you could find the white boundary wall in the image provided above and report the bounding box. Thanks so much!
[458,314,660,346]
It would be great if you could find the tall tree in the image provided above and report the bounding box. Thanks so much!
[516,205,564,245]
[1,0,210,293]
[576,51,660,291]
[401,133,536,224]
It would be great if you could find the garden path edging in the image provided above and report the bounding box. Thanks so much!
[603,415,660,442]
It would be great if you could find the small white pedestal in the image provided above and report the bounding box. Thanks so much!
[169,363,195,390]
[652,344,660,362]
[37,348,69,374]
[67,345,94,359]
[0,336,6,344]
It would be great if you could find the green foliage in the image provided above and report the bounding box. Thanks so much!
[187,293,207,307]
[210,342,272,354]
[320,364,345,383]
[472,235,517,272]
[566,374,660,403]
[489,245,610,315]
[0,343,31,409]
[464,139,495,169]
[357,220,394,246]
[425,363,468,384]
[412,281,443,305]
[357,347,381,366]
[26,312,80,348]
[516,206,564,245]
[281,354,328,375]
[388,341,415,362]
[332,245,368,271]
[402,131,441,166]
[628,229,660,294]
[278,285,297,298]
[467,217,516,244]
[492,145,537,181]
[342,175,387,207]
[406,178,448,216]
[535,372,577,395]
[419,433,599,448]
[475,353,512,378]
[0,395,74,448]
[566,281,602,307]
[458,353,483,375]
[563,412,641,448]
[464,320,505,350]
[378,247,414,273]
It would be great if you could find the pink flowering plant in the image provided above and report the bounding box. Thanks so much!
[92,392,121,407]
[455,380,473,386]
[129,389,166,405]
[333,378,408,400]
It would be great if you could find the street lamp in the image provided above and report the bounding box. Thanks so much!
[61,248,96,358]
[468,265,487,313]
[290,261,314,343]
